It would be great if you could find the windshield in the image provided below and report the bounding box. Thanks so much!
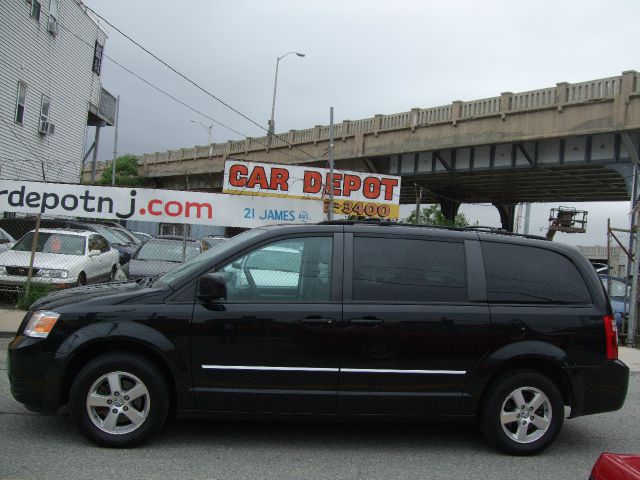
[12,232,85,256]
[107,228,135,245]
[132,232,151,242]
[91,225,127,245]
[154,228,266,288]
[114,228,141,245]
[135,240,201,263]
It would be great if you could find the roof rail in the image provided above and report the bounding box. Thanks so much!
[461,225,549,241]
[317,219,549,240]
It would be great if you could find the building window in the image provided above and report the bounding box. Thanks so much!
[30,0,41,22]
[39,95,50,133]
[49,0,58,21]
[160,224,189,237]
[93,41,104,75]
[15,82,27,125]
[48,0,59,34]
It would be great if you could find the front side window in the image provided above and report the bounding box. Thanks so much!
[93,41,104,75]
[218,237,333,302]
[89,235,109,253]
[482,242,592,304]
[15,82,27,125]
[352,237,467,303]
[49,0,58,21]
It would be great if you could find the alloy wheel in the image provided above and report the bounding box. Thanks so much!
[85,371,150,435]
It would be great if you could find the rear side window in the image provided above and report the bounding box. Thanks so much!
[482,242,591,304]
[353,237,466,303]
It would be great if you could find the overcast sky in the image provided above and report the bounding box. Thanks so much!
[82,0,640,246]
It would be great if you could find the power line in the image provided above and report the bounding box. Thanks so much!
[83,5,321,163]
[56,22,316,167]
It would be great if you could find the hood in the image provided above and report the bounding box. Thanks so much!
[128,259,181,279]
[30,280,159,311]
[0,250,85,269]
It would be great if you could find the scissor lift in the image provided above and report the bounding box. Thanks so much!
[546,206,588,240]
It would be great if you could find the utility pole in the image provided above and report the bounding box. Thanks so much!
[414,184,423,224]
[328,107,335,221]
[523,202,531,235]
[628,208,640,347]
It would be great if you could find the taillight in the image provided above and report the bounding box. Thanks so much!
[603,314,618,360]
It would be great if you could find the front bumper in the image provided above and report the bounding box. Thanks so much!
[567,359,629,418]
[7,335,68,414]
[0,276,76,293]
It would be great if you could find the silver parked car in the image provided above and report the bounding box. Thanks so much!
[0,228,120,293]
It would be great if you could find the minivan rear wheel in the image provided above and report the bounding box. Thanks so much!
[479,369,564,455]
[69,352,169,447]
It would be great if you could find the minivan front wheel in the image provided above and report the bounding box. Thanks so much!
[480,370,564,455]
[69,352,169,447]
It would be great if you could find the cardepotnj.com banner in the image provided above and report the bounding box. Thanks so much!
[0,181,324,228]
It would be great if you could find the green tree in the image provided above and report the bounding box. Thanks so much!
[402,204,470,227]
[98,154,145,187]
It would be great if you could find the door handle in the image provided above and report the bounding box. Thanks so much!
[301,316,335,326]
[349,317,384,326]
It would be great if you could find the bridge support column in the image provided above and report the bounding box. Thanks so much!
[436,191,461,222]
[493,204,516,232]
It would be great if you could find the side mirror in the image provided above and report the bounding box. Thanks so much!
[198,272,227,301]
[89,249,101,257]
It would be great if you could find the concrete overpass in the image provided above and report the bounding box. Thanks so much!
[86,70,640,229]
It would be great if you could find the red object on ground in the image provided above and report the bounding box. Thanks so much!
[591,454,640,480]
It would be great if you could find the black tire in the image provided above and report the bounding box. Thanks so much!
[77,272,87,286]
[479,369,564,455]
[69,352,169,448]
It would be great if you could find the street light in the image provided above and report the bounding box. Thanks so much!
[190,120,213,160]
[268,51,305,145]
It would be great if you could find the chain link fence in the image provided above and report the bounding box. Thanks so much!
[0,213,227,309]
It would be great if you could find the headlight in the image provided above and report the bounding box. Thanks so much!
[36,268,68,279]
[24,310,60,338]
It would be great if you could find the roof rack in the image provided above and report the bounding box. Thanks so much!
[462,225,549,241]
[317,220,549,241]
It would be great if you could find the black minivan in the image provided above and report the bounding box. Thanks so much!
[7,222,629,455]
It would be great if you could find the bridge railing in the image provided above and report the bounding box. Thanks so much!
[460,96,501,119]
[135,72,637,167]
[418,105,451,124]
[511,87,557,110]
[567,76,620,102]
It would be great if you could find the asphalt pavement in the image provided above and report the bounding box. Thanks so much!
[1,336,639,480]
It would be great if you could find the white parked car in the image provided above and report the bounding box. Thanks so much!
[0,229,120,294]
[0,227,16,253]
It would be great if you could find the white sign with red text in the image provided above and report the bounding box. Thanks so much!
[0,181,323,227]
[223,160,402,219]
